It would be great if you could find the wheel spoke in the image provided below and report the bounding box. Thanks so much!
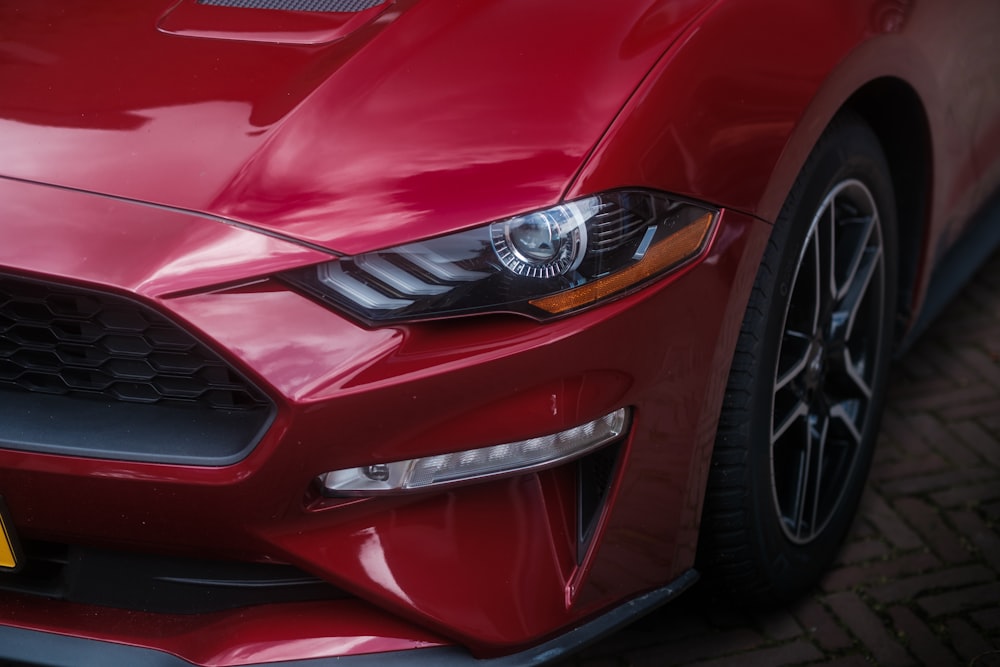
[829,401,863,446]
[841,347,873,400]
[807,413,829,539]
[772,398,809,442]
[824,197,838,302]
[790,412,829,540]
[833,244,882,342]
[810,225,824,332]
[788,432,811,539]
[775,331,811,393]
[834,213,877,302]
[777,220,822,390]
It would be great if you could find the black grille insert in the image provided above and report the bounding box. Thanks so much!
[0,541,345,614]
[0,273,273,464]
[0,274,269,411]
[198,0,386,12]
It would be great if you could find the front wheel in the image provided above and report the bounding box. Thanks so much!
[699,114,898,602]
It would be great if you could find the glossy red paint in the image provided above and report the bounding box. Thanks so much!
[0,594,450,664]
[0,176,769,654]
[0,179,329,299]
[571,0,1000,271]
[0,0,711,255]
[159,0,394,44]
[1,0,999,664]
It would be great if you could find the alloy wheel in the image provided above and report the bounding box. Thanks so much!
[770,179,886,544]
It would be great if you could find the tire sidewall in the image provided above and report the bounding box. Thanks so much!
[743,119,899,599]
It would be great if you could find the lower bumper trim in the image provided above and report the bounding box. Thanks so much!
[0,569,699,666]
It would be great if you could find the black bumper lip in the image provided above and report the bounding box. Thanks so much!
[0,570,698,667]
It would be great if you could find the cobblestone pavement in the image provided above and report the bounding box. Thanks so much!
[558,250,1000,667]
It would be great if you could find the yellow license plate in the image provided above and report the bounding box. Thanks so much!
[0,497,21,571]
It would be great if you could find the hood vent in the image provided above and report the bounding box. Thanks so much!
[159,0,393,44]
[197,0,385,12]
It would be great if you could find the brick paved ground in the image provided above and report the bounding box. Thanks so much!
[559,250,1000,667]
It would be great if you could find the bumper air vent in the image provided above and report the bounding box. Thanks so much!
[1,541,345,614]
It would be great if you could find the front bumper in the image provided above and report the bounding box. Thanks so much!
[0,177,769,664]
[0,571,698,666]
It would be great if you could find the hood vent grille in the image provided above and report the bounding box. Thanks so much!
[197,0,386,12]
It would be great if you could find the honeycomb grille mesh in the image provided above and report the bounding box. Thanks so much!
[0,274,269,412]
[198,0,385,12]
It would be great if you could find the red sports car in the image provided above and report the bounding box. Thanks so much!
[1,0,998,664]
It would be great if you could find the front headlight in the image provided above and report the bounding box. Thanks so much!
[283,190,716,324]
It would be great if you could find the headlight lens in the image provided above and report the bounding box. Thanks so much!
[283,190,716,324]
[491,199,590,278]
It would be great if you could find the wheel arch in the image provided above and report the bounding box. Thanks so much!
[566,3,939,349]
[695,112,902,603]
[841,77,933,345]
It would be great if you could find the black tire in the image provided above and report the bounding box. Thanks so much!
[698,114,898,603]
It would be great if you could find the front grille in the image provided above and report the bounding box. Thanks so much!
[0,273,273,464]
[0,274,269,411]
[1,541,345,614]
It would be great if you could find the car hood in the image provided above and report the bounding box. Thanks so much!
[0,0,710,255]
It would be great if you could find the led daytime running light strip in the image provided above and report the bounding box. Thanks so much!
[320,408,629,496]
